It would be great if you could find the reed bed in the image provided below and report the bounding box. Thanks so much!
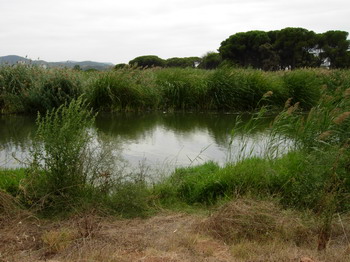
[2,65,349,114]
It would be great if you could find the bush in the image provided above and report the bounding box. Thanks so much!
[23,97,96,213]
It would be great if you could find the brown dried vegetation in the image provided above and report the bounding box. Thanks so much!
[1,197,349,262]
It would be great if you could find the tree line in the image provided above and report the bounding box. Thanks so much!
[116,27,350,70]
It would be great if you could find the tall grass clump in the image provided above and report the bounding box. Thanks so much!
[317,69,350,93]
[24,68,83,113]
[270,81,350,249]
[207,68,286,111]
[0,65,84,114]
[87,69,160,112]
[155,68,211,110]
[0,65,43,113]
[281,69,322,110]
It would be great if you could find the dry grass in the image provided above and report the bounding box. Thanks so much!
[0,191,24,221]
[0,198,349,262]
[199,199,350,261]
[200,198,318,245]
[333,111,350,124]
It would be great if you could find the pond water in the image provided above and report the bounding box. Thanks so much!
[0,112,283,172]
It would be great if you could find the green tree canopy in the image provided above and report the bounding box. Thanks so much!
[218,28,345,70]
[198,52,222,69]
[166,57,201,68]
[319,30,350,68]
[114,63,127,69]
[129,55,165,68]
[273,27,320,69]
[219,30,271,68]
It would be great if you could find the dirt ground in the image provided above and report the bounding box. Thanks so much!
[1,208,349,262]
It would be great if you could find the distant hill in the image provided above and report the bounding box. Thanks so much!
[0,55,31,65]
[0,55,114,70]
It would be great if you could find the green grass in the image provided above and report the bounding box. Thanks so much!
[153,149,349,212]
[0,168,26,196]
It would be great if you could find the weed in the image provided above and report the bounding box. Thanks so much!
[22,97,96,214]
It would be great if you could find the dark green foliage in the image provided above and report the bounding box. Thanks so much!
[129,55,165,68]
[219,30,271,68]
[219,27,349,70]
[258,43,280,71]
[166,57,201,68]
[114,63,128,70]
[198,52,222,69]
[319,30,350,69]
[73,65,82,71]
[274,27,320,69]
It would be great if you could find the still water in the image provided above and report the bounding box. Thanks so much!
[0,113,278,171]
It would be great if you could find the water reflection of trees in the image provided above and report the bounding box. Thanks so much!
[0,115,37,149]
[1,113,274,150]
[95,112,273,149]
[94,113,161,141]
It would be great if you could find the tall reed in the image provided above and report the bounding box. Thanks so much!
[2,65,343,114]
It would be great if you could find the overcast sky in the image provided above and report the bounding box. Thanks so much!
[1,0,349,64]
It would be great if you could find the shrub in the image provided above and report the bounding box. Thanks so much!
[23,97,96,213]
